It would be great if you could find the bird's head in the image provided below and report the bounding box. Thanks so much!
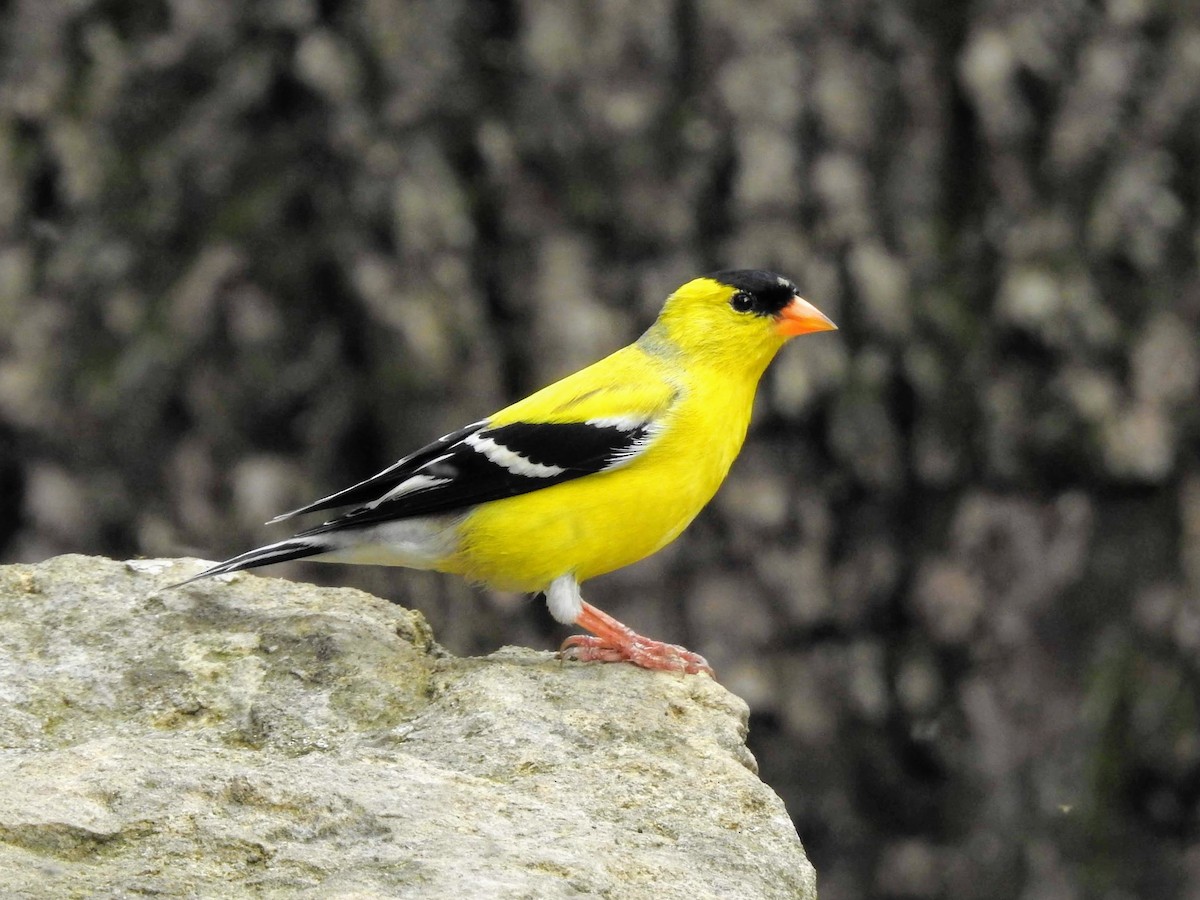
[648,270,837,373]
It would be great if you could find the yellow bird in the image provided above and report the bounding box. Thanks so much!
[181,271,837,675]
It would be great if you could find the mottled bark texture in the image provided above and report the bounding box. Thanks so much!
[2,1,1198,898]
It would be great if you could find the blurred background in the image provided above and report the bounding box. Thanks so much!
[2,0,1199,897]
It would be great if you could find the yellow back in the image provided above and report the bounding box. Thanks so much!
[447,276,794,590]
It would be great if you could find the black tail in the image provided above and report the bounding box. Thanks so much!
[172,537,331,587]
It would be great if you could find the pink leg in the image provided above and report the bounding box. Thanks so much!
[558,601,714,677]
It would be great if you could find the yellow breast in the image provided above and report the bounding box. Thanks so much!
[441,356,759,592]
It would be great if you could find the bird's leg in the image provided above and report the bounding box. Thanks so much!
[559,601,714,676]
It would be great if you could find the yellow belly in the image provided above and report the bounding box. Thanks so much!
[442,391,753,592]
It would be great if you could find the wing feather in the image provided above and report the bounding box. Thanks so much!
[295,416,665,536]
[276,344,679,536]
[267,421,488,524]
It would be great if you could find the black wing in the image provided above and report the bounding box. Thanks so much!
[286,417,662,537]
[267,421,490,524]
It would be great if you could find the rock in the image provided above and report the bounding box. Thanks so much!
[0,555,815,899]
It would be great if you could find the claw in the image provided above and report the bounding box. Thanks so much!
[556,601,714,677]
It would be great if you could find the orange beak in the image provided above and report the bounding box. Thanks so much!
[775,295,837,337]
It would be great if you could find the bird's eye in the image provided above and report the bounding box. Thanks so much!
[730,292,754,313]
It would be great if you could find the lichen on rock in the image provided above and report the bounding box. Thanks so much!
[0,555,815,899]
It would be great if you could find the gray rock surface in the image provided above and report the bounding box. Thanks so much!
[0,555,815,899]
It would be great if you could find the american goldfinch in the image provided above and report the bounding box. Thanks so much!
[180,270,836,675]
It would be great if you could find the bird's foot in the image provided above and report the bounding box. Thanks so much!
[559,634,714,675]
[557,600,714,676]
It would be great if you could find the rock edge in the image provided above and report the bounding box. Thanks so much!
[0,555,816,899]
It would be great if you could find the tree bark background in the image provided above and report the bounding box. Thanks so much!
[2,1,1198,897]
